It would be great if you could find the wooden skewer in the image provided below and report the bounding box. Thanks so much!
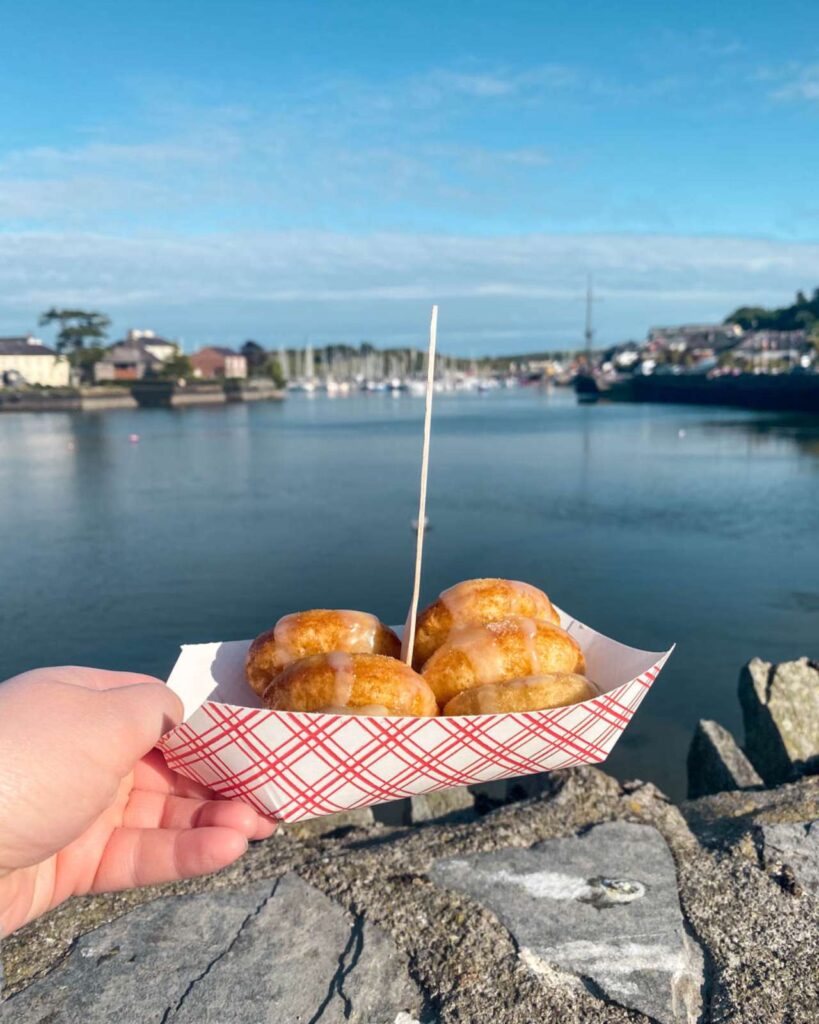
[402,305,438,666]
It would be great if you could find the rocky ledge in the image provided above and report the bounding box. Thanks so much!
[1,657,817,1023]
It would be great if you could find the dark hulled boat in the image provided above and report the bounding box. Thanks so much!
[575,369,819,414]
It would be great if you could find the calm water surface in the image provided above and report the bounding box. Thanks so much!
[1,388,817,799]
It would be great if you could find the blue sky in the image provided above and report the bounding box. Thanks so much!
[2,0,819,353]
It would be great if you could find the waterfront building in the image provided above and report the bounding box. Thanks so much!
[120,329,177,363]
[95,342,161,381]
[190,346,247,379]
[95,330,179,382]
[0,336,70,387]
[647,323,743,354]
[735,329,809,360]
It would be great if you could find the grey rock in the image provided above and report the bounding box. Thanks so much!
[681,773,819,851]
[6,765,819,1023]
[686,719,762,799]
[465,772,563,814]
[681,771,819,830]
[759,820,819,895]
[370,774,565,828]
[503,770,563,802]
[739,656,819,784]
[0,874,422,1024]
[284,805,375,837]
[0,881,273,1023]
[430,820,702,1024]
[411,786,476,824]
[371,797,413,826]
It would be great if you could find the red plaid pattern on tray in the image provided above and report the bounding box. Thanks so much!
[159,655,667,822]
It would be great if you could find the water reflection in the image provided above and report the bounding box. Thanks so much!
[699,413,819,461]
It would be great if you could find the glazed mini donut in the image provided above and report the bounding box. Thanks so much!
[262,652,439,717]
[443,672,597,716]
[421,616,585,708]
[246,610,401,697]
[412,578,560,668]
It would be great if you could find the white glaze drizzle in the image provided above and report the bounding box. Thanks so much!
[273,610,380,668]
[506,580,549,605]
[518,616,540,673]
[325,651,355,707]
[272,613,302,666]
[334,610,380,650]
[445,623,508,684]
[439,581,480,625]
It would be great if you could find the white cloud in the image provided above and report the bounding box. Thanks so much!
[0,56,800,236]
[412,64,581,104]
[1,229,816,351]
[0,110,561,229]
[657,28,745,60]
[771,64,819,102]
[438,72,517,97]
[0,141,223,173]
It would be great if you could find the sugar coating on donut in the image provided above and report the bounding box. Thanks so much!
[421,616,584,708]
[245,609,401,696]
[275,611,380,665]
[413,578,560,669]
[262,652,438,717]
[443,672,598,716]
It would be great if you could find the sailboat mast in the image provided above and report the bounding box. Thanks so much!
[584,274,594,363]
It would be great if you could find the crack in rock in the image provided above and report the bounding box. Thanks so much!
[306,909,366,1023]
[160,876,282,1023]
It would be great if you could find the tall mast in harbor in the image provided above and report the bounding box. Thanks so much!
[584,273,595,366]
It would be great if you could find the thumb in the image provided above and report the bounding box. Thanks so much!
[94,682,184,774]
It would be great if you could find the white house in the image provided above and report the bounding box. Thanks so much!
[0,336,71,387]
[121,329,178,363]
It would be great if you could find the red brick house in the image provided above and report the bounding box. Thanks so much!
[190,347,247,380]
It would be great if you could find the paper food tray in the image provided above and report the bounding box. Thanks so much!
[159,607,672,822]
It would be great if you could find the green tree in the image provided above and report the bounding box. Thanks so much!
[724,306,769,329]
[263,356,286,388]
[241,340,267,375]
[159,352,194,380]
[725,287,819,332]
[71,345,107,379]
[39,308,110,357]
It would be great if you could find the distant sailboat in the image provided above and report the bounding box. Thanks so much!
[278,346,290,382]
[290,341,317,392]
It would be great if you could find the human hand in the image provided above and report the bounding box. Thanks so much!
[0,666,275,935]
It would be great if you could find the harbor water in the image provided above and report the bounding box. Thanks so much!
[1,387,817,800]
